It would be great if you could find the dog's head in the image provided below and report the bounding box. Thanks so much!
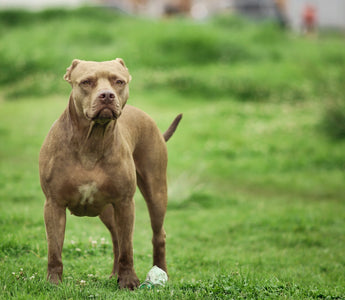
[64,59,132,124]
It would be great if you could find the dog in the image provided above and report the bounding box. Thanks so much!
[39,58,182,289]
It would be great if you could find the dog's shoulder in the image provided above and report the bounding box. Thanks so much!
[119,105,164,145]
[121,105,156,126]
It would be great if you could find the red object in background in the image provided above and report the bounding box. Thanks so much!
[302,4,317,28]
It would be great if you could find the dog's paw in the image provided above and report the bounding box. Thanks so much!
[117,272,140,290]
[47,273,62,285]
[109,264,119,279]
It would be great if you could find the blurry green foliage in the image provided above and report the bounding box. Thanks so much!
[0,7,344,138]
[322,99,345,140]
[0,7,343,101]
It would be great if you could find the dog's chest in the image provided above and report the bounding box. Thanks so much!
[66,178,107,216]
[78,182,98,205]
[62,161,135,217]
[67,181,103,216]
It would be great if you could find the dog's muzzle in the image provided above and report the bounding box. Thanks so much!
[91,90,121,123]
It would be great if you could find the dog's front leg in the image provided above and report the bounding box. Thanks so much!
[99,204,119,277]
[44,200,66,284]
[113,199,140,290]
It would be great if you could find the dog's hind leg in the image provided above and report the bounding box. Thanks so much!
[137,173,168,273]
[99,204,119,278]
[133,119,169,274]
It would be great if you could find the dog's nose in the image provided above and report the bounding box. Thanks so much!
[97,90,115,104]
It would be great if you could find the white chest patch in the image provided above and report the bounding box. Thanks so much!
[78,182,98,205]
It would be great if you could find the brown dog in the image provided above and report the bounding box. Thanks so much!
[39,58,181,289]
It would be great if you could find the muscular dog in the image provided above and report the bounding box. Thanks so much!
[39,58,182,289]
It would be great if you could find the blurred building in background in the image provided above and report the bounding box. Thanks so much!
[95,0,230,19]
[1,0,345,30]
[0,0,85,10]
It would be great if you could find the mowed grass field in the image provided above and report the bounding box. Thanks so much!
[0,7,345,299]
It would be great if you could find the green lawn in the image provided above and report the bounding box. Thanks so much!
[0,7,345,299]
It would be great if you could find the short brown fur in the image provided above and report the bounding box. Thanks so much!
[39,59,181,290]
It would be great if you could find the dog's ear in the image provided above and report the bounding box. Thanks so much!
[115,58,126,68]
[115,58,132,82]
[64,59,81,83]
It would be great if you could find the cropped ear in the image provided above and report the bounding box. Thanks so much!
[115,57,126,68]
[64,59,81,83]
[115,58,132,82]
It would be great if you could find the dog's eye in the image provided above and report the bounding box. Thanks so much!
[116,79,125,86]
[81,80,91,85]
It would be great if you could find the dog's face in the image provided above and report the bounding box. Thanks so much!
[64,59,131,124]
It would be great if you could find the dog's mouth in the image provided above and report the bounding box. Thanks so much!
[87,107,120,124]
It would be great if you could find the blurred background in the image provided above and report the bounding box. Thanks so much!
[0,0,344,298]
[2,0,345,29]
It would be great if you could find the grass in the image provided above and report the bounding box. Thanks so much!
[0,7,345,299]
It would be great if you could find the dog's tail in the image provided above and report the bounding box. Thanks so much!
[163,114,183,142]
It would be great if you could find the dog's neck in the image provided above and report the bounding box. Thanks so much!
[67,96,117,169]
